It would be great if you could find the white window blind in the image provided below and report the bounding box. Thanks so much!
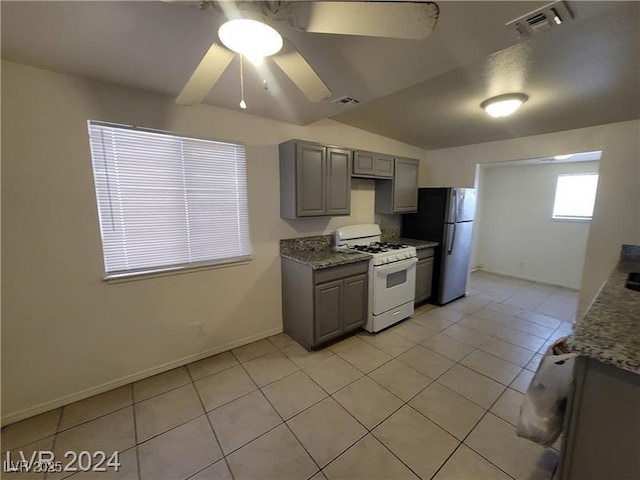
[552,173,598,220]
[88,121,251,278]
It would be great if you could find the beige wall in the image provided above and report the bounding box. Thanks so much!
[421,120,640,319]
[474,161,599,289]
[1,61,427,424]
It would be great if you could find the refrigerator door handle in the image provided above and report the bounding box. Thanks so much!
[447,222,457,255]
[452,189,459,224]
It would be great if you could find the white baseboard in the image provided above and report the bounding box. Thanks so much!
[477,268,579,290]
[1,327,283,427]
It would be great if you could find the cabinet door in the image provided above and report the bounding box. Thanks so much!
[393,158,419,213]
[296,143,326,216]
[342,274,368,331]
[314,280,343,344]
[353,151,376,176]
[326,148,352,215]
[374,155,394,178]
[415,258,433,303]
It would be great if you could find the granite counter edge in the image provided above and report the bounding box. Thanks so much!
[280,252,371,270]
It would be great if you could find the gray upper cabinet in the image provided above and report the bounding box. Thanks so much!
[393,158,419,212]
[353,150,394,178]
[375,157,420,214]
[280,140,352,219]
[295,143,326,216]
[326,147,352,215]
[375,155,394,177]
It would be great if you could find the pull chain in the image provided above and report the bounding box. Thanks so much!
[239,54,247,110]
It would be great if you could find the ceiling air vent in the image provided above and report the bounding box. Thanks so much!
[332,96,360,106]
[506,1,574,38]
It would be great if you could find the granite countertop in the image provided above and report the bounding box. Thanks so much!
[399,238,439,249]
[279,233,438,270]
[380,228,438,249]
[281,249,371,270]
[566,245,640,374]
[280,235,371,270]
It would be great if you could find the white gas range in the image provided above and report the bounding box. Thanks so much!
[335,224,417,332]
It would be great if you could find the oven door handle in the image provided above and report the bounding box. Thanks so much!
[375,257,418,275]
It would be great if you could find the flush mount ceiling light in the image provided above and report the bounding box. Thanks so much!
[481,93,529,118]
[218,18,283,66]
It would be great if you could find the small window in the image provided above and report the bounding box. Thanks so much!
[552,173,598,220]
[88,121,252,279]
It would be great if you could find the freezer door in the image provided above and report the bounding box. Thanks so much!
[446,188,477,223]
[439,221,473,304]
[456,188,476,222]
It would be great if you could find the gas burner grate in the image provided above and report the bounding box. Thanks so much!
[371,242,409,250]
[353,244,389,253]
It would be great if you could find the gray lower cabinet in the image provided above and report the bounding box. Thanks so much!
[415,248,434,304]
[352,150,394,178]
[375,157,419,214]
[560,357,640,480]
[342,274,368,330]
[314,280,343,344]
[280,140,352,219]
[282,258,368,349]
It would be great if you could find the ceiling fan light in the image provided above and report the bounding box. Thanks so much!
[218,19,283,62]
[247,55,264,66]
[481,93,529,118]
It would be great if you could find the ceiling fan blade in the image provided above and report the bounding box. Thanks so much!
[176,43,234,106]
[272,42,331,103]
[282,1,439,40]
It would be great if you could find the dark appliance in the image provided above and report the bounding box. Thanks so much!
[402,187,476,305]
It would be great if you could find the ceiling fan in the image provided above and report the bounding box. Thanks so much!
[174,1,440,109]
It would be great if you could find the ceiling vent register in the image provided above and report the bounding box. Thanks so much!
[506,0,574,38]
[332,96,361,106]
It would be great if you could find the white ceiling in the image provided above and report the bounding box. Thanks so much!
[2,1,638,149]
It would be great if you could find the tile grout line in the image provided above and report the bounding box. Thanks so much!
[277,282,554,475]
[235,342,384,478]
[133,370,193,404]
[234,352,328,479]
[42,408,65,480]
[128,384,141,480]
[318,334,470,479]
[427,287,563,478]
[188,314,539,477]
[7,275,573,480]
[279,336,417,476]
[425,355,529,480]
[2,408,63,460]
[255,381,325,477]
[185,364,236,480]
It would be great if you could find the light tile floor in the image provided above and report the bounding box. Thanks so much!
[2,271,578,480]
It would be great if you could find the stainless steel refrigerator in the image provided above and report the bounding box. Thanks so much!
[401,187,476,305]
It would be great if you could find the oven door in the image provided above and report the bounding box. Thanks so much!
[372,257,417,316]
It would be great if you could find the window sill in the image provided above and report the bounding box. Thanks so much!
[552,217,592,223]
[103,257,253,284]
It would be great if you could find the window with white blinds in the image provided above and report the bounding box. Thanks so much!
[88,121,251,278]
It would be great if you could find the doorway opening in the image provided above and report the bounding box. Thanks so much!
[469,150,602,322]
